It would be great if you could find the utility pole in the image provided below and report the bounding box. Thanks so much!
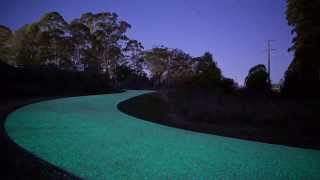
[266,40,276,83]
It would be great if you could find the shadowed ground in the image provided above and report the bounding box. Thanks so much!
[5,90,320,179]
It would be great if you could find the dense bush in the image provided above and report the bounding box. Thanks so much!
[0,60,113,98]
[116,65,152,89]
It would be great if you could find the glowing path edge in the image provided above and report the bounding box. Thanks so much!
[5,90,320,179]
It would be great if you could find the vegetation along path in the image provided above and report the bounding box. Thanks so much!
[5,90,320,179]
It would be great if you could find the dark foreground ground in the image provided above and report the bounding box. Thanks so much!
[118,91,320,150]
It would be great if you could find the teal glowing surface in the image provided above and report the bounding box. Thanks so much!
[5,90,320,179]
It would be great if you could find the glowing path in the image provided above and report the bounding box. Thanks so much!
[5,90,320,179]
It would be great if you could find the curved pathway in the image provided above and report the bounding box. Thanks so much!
[5,90,320,179]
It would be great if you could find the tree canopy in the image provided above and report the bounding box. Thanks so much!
[0,11,237,91]
[0,25,13,63]
[245,64,270,92]
[283,0,320,96]
[0,11,141,82]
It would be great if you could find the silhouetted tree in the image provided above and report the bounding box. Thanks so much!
[192,52,222,88]
[245,64,271,92]
[283,0,320,96]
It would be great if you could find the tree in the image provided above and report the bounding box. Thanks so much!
[283,0,320,96]
[167,49,193,84]
[13,23,43,66]
[192,52,222,88]
[245,64,271,92]
[145,49,226,89]
[144,46,172,87]
[145,47,192,87]
[79,12,131,81]
[0,25,11,43]
[11,12,72,68]
[0,10,144,90]
[38,12,70,68]
[0,25,13,64]
[124,39,144,76]
[69,20,91,70]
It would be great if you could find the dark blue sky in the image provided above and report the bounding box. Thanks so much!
[1,0,292,84]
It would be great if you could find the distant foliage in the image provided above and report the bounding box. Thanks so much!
[144,48,237,91]
[245,64,270,93]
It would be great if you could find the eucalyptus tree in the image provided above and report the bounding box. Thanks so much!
[124,39,144,76]
[69,20,91,70]
[78,12,131,81]
[38,12,70,68]
[144,46,171,87]
[144,46,193,87]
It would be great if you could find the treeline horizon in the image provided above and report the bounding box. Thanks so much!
[0,11,274,91]
[0,0,319,98]
[0,11,240,91]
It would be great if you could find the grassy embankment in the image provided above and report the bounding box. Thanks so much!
[118,90,320,149]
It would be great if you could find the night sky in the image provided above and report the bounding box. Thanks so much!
[1,0,292,85]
